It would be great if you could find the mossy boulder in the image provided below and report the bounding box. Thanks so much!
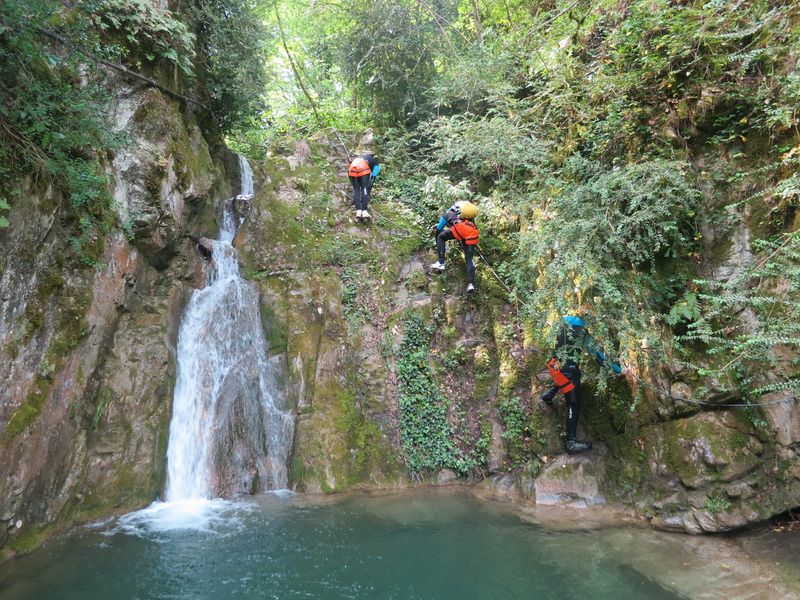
[646,411,763,489]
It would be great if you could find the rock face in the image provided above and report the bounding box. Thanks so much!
[0,80,235,552]
[233,136,543,494]
[534,448,607,508]
[227,137,800,534]
[2,122,799,554]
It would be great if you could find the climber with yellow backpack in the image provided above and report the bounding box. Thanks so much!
[429,200,479,293]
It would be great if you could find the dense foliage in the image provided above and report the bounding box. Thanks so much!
[4,0,799,470]
[190,0,271,135]
[396,312,477,475]
[261,0,800,418]
[0,0,269,251]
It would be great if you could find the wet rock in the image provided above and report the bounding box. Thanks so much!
[484,473,517,496]
[485,420,506,473]
[645,411,761,489]
[688,490,709,509]
[726,481,754,499]
[109,87,217,255]
[652,492,683,510]
[195,237,214,260]
[516,473,536,499]
[669,381,697,417]
[286,140,311,170]
[437,469,457,484]
[533,446,607,508]
[651,511,700,534]
[761,391,800,446]
[411,293,431,308]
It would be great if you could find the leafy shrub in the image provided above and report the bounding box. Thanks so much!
[0,0,119,258]
[87,0,195,74]
[676,232,800,399]
[424,113,550,184]
[337,0,450,125]
[396,312,475,475]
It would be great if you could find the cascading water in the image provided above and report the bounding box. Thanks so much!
[219,155,253,241]
[164,155,294,502]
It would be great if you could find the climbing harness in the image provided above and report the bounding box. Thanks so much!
[546,359,576,394]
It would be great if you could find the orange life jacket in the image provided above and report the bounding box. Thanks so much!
[451,219,479,245]
[546,358,576,394]
[348,157,371,178]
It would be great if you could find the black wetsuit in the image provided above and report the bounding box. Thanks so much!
[542,316,620,449]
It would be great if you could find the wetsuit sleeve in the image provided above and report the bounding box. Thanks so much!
[371,164,380,178]
[583,334,622,374]
[436,215,447,232]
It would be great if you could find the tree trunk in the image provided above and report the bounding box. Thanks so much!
[274,4,324,128]
[471,0,483,44]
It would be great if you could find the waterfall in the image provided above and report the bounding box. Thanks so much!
[238,153,254,197]
[219,155,255,242]
[164,155,294,501]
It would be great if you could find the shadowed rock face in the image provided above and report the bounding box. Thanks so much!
[0,79,237,551]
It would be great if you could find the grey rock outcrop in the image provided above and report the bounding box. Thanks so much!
[0,81,236,552]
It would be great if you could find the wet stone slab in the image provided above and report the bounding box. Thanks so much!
[533,445,607,508]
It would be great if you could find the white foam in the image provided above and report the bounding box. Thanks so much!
[107,499,254,537]
[266,488,295,499]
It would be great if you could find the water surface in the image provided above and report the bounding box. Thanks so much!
[0,489,794,599]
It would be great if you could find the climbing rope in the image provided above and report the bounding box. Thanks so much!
[622,369,797,409]
[474,245,515,297]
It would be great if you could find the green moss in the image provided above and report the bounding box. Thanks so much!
[143,159,167,200]
[47,286,92,362]
[22,268,65,341]
[131,90,171,132]
[260,304,288,355]
[4,377,50,440]
[171,128,214,192]
[333,388,398,485]
[472,344,497,401]
[290,455,310,482]
[91,386,113,429]
[405,267,427,291]
[8,527,47,555]
[5,279,93,441]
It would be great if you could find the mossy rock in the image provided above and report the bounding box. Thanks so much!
[655,411,762,489]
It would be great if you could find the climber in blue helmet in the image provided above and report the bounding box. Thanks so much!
[541,309,624,455]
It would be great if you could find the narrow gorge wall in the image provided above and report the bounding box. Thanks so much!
[0,75,238,553]
[2,124,798,555]
[235,136,800,534]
